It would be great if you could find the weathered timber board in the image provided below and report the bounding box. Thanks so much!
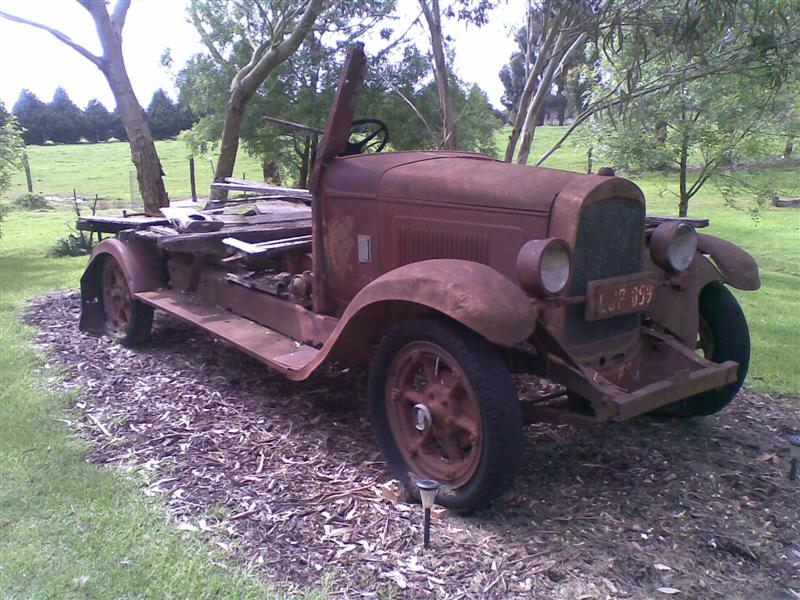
[77,215,170,233]
[157,219,312,256]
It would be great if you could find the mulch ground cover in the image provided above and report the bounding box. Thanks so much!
[24,291,800,598]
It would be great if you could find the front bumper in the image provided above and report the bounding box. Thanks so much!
[541,327,739,421]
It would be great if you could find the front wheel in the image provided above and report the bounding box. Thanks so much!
[369,317,523,512]
[659,282,750,417]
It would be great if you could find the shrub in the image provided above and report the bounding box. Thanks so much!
[48,234,93,257]
[14,193,53,211]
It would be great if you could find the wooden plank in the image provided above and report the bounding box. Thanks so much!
[158,220,312,255]
[77,214,170,233]
[645,215,709,228]
[210,178,312,200]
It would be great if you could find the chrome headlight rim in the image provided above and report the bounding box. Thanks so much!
[516,238,572,297]
[650,221,698,272]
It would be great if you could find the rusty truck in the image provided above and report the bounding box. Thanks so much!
[78,45,759,511]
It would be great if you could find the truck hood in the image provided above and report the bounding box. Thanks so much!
[322,151,590,213]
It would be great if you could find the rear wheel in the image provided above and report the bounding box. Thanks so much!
[101,256,153,346]
[369,318,523,511]
[659,282,750,417]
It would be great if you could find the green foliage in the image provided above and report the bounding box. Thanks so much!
[0,101,26,198]
[147,89,183,140]
[177,21,501,185]
[47,233,92,257]
[12,89,48,145]
[587,0,800,216]
[47,87,86,144]
[13,192,52,211]
[84,99,115,143]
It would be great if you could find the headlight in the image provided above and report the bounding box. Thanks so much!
[516,238,572,296]
[650,222,697,272]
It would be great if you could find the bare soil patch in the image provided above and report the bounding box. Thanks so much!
[24,291,800,598]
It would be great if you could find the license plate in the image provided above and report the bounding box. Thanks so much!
[585,274,656,321]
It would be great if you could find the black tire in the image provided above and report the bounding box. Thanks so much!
[369,317,523,512]
[100,256,153,346]
[659,282,750,417]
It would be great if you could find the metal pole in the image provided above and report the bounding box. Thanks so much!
[24,156,33,192]
[423,507,431,549]
[189,157,197,201]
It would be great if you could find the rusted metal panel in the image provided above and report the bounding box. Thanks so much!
[166,253,336,346]
[697,233,760,290]
[310,43,367,315]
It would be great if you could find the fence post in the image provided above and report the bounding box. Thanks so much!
[189,157,197,201]
[24,156,33,192]
[587,146,593,174]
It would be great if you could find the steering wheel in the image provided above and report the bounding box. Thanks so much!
[343,118,389,155]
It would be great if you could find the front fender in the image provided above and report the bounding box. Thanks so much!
[288,260,537,380]
[79,238,165,334]
[697,233,760,291]
[342,259,537,346]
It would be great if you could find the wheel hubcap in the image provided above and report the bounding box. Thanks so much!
[385,341,482,487]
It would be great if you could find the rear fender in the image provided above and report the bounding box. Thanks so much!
[696,233,760,291]
[290,260,537,378]
[79,238,165,334]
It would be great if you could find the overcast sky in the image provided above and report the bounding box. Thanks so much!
[0,0,527,112]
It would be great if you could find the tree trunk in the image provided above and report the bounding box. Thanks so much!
[1,3,169,215]
[504,10,565,162]
[211,99,247,199]
[516,29,584,164]
[784,135,794,158]
[207,0,324,200]
[420,0,457,150]
[86,2,169,216]
[298,137,310,189]
[105,65,168,215]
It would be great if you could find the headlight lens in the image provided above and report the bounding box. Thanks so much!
[650,222,697,272]
[517,238,572,296]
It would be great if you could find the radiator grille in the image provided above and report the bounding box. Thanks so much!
[397,225,489,265]
[565,197,644,345]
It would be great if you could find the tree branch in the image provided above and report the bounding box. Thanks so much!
[110,0,131,34]
[0,10,102,66]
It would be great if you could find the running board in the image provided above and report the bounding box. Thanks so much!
[135,290,319,374]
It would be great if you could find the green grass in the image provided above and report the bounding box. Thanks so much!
[5,140,265,203]
[0,211,272,599]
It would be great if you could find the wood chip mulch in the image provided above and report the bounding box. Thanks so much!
[23,291,800,598]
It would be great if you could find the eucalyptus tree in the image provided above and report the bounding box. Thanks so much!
[589,0,800,216]
[537,0,800,170]
[0,1,169,214]
[189,0,334,197]
[184,0,394,190]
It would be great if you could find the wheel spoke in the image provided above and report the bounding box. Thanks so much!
[421,355,439,384]
[453,415,479,439]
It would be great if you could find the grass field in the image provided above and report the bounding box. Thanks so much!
[0,212,273,598]
[0,127,797,597]
[5,140,265,204]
